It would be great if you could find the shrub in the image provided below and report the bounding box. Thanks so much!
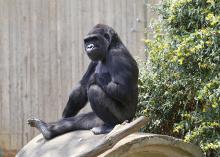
[136,0,220,156]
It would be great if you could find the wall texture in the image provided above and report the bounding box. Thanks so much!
[0,0,159,152]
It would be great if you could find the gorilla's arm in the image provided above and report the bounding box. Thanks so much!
[62,85,87,118]
[96,50,137,105]
[62,62,97,118]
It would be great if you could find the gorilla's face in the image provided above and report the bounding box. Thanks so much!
[84,26,112,61]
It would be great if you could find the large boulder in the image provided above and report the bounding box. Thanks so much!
[16,131,105,157]
[101,133,204,157]
[16,117,204,157]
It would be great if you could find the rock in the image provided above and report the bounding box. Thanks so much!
[16,117,203,157]
[16,131,106,157]
[16,131,203,157]
[101,133,204,157]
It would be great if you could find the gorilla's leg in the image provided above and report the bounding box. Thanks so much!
[27,112,104,140]
[88,85,126,134]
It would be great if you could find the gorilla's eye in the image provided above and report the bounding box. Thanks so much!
[104,33,110,41]
[84,36,99,43]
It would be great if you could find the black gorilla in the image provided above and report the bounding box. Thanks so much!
[28,24,139,140]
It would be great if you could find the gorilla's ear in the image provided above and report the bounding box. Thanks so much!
[104,33,111,43]
[109,29,117,38]
[103,29,116,47]
[108,30,121,48]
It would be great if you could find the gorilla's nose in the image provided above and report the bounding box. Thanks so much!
[87,44,95,51]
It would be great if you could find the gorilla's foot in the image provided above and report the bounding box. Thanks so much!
[91,124,114,135]
[27,118,53,140]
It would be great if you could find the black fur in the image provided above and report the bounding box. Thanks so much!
[28,24,139,140]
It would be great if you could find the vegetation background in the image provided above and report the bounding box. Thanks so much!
[137,0,220,156]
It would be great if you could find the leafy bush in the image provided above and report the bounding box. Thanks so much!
[136,0,220,156]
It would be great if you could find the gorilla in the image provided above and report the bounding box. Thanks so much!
[28,24,139,140]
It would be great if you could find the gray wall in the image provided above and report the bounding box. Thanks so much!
[0,0,160,151]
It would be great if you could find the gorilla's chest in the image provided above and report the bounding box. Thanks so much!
[95,61,108,74]
[94,62,111,83]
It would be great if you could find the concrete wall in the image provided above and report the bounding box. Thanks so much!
[0,0,161,152]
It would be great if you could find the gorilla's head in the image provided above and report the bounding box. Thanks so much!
[84,24,118,61]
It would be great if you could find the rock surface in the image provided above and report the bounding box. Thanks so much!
[16,117,203,157]
[16,131,105,157]
[16,131,203,157]
[101,133,204,157]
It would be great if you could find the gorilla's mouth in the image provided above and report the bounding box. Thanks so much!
[86,44,96,52]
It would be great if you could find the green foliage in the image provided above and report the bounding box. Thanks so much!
[0,149,2,157]
[137,0,220,156]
